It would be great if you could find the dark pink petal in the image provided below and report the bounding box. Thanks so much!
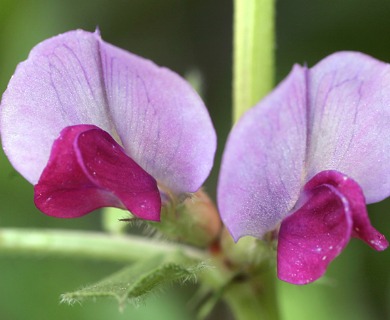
[278,185,351,284]
[278,170,388,284]
[306,52,390,203]
[34,125,161,221]
[304,171,389,251]
[1,30,216,195]
[218,65,307,240]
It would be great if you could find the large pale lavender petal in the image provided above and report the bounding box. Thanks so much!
[98,39,216,194]
[306,52,390,203]
[1,30,216,194]
[1,30,114,184]
[218,65,307,240]
[35,125,161,220]
[278,170,388,284]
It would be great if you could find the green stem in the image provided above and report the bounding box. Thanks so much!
[0,228,205,263]
[233,0,275,122]
[224,268,280,320]
[229,0,279,318]
[101,207,129,235]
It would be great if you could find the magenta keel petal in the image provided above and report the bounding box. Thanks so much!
[305,170,389,251]
[278,170,388,284]
[277,184,352,284]
[34,125,161,221]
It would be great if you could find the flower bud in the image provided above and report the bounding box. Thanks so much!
[152,189,222,247]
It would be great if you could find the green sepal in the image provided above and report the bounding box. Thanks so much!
[150,191,221,248]
[60,253,207,310]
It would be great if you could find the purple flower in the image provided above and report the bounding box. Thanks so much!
[218,52,389,284]
[0,30,216,221]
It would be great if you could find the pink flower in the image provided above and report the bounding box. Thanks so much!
[0,30,216,221]
[218,52,389,284]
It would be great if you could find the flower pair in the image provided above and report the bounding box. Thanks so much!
[1,30,388,284]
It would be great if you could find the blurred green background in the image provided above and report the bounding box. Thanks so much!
[0,0,389,319]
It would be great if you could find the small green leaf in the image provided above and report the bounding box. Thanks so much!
[60,253,207,310]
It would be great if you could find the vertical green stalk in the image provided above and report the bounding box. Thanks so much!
[226,0,279,319]
[233,0,275,122]
[224,268,280,320]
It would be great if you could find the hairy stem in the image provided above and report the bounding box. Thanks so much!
[0,228,205,262]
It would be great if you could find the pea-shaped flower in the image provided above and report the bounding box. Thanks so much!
[1,30,216,222]
[218,52,389,284]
